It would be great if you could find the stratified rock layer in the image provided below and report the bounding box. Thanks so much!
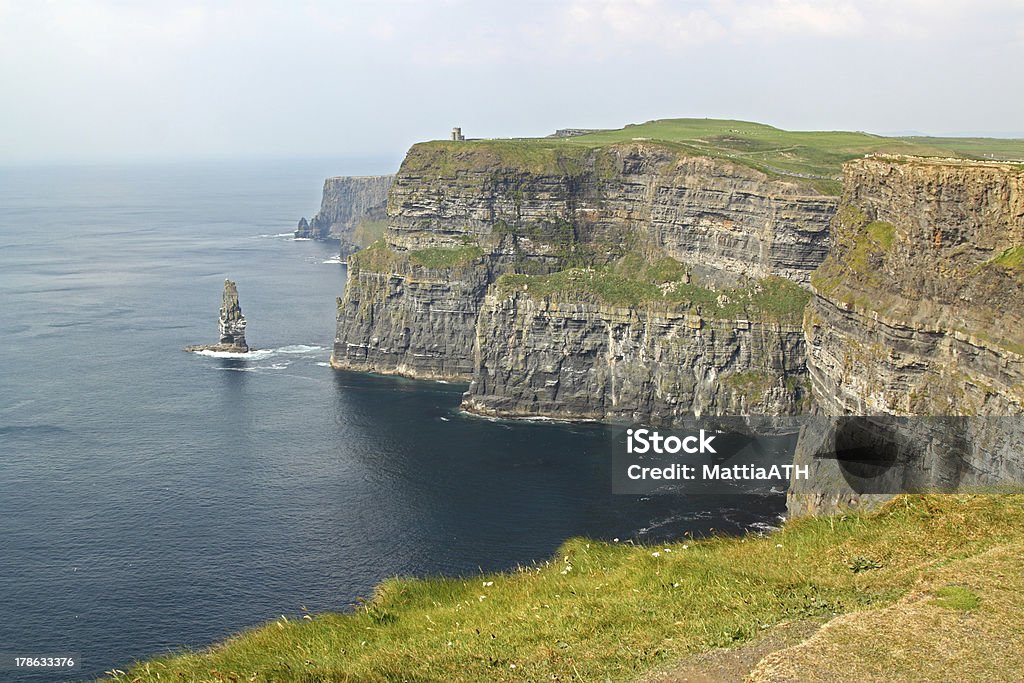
[465,292,809,424]
[789,157,1024,515]
[185,279,249,353]
[384,146,835,283]
[332,255,491,380]
[333,142,837,416]
[297,175,394,258]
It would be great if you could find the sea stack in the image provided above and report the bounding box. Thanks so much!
[185,279,250,353]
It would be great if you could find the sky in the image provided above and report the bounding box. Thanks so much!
[2,0,1023,164]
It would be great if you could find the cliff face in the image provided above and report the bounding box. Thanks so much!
[332,142,836,412]
[464,292,808,423]
[789,157,1024,515]
[384,145,835,283]
[327,142,1024,511]
[297,175,394,257]
[333,251,491,380]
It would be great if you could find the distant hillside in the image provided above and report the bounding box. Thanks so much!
[450,118,1024,195]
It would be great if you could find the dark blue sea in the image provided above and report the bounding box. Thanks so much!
[0,160,785,681]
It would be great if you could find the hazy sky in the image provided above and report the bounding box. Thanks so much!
[2,0,1022,163]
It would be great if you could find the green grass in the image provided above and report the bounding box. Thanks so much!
[409,245,485,268]
[111,494,1024,682]
[721,370,779,403]
[351,218,389,250]
[347,241,485,272]
[748,542,1024,681]
[988,245,1024,271]
[810,208,897,297]
[347,239,403,272]
[866,221,895,250]
[932,585,982,611]
[402,118,1024,195]
[495,254,811,323]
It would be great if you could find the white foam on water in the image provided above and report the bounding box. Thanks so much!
[322,256,343,264]
[215,360,290,372]
[194,349,275,360]
[293,237,312,241]
[276,345,324,354]
[316,362,331,367]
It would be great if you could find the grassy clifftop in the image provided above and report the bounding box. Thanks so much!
[111,494,1024,682]
[403,118,1024,195]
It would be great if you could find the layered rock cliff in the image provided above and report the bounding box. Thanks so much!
[789,156,1024,515]
[464,290,809,423]
[297,175,394,258]
[332,141,836,419]
[383,144,834,283]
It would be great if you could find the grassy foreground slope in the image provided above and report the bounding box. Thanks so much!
[113,495,1024,682]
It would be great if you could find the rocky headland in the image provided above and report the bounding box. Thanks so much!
[185,279,250,354]
[297,175,394,259]
[323,120,1024,514]
[331,141,836,420]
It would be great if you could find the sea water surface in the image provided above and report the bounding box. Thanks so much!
[0,160,785,680]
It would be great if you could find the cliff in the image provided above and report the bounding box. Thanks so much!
[383,144,835,283]
[464,290,809,423]
[332,140,837,416]
[297,175,394,258]
[333,244,491,379]
[329,132,1024,503]
[789,156,1024,515]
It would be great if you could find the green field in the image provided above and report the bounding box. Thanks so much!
[569,118,1024,175]
[110,494,1024,682]
[411,118,1024,194]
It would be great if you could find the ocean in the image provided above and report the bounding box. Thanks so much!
[0,160,785,680]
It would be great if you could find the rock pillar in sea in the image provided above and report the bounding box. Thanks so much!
[185,279,250,353]
[218,279,248,351]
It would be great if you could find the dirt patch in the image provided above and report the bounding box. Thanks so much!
[640,620,826,683]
